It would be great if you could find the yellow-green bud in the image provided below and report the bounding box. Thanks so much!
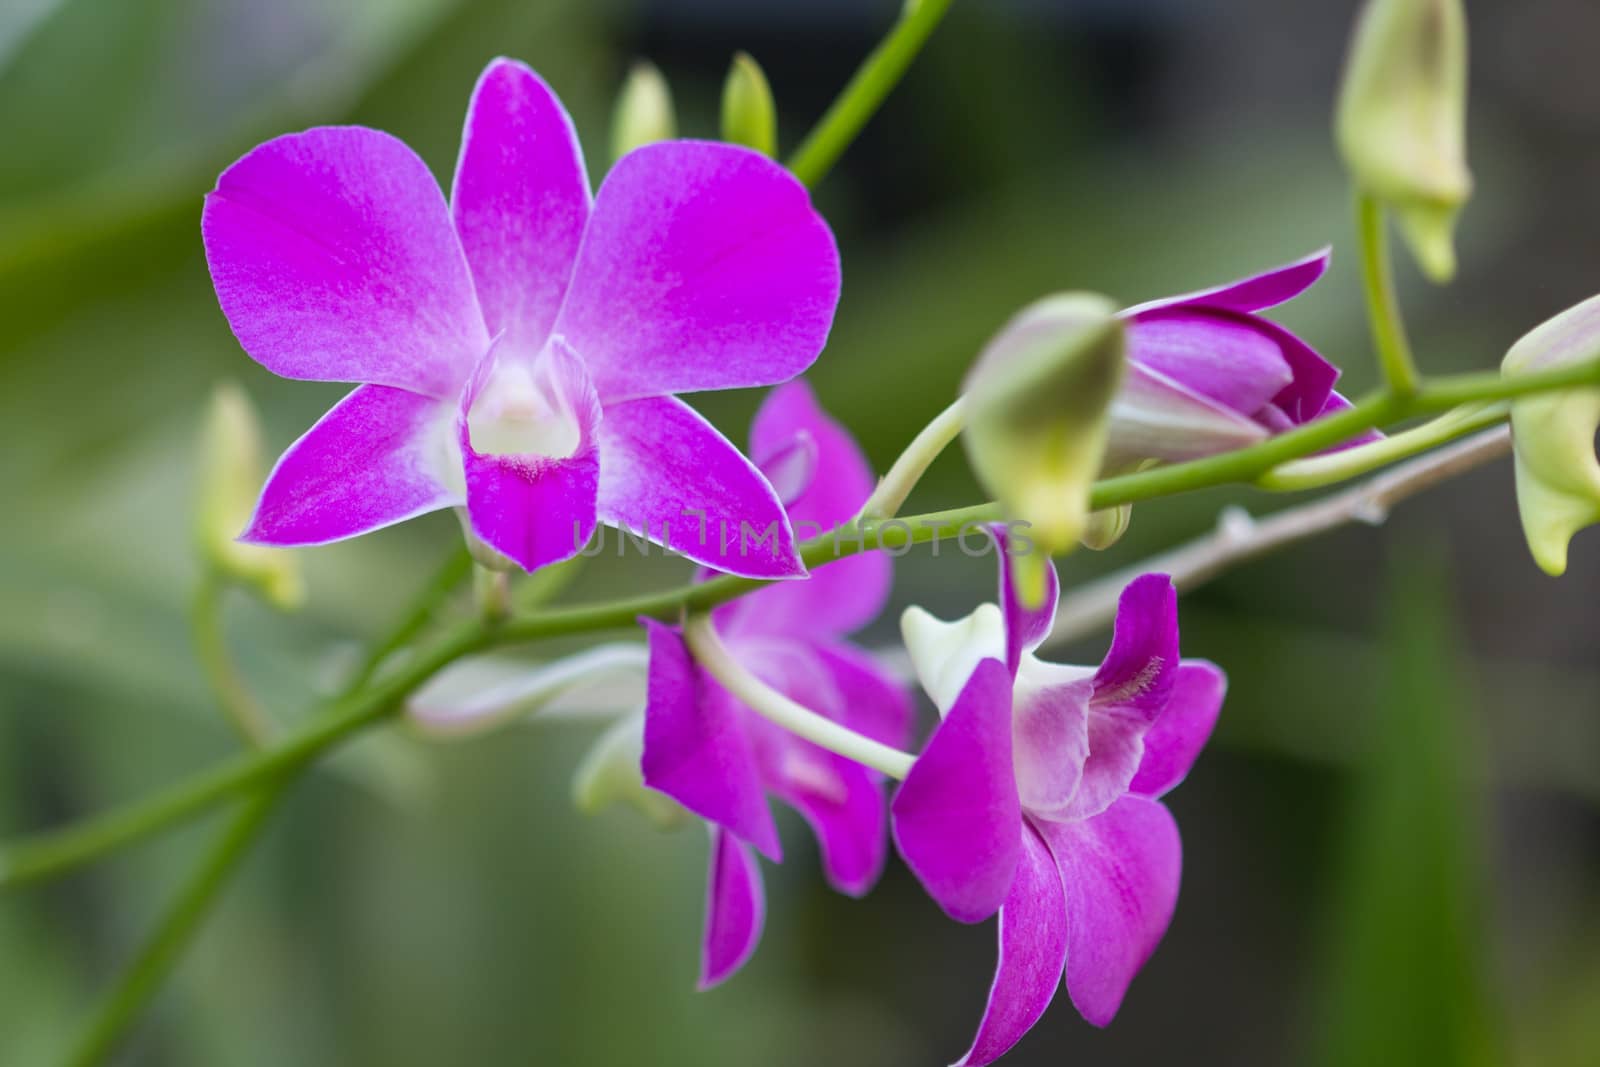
[610,60,676,163]
[1502,295,1600,576]
[1080,503,1133,551]
[961,294,1126,598]
[1336,0,1472,283]
[720,52,778,157]
[573,711,687,830]
[196,384,303,610]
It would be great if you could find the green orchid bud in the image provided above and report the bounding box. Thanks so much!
[196,383,302,610]
[720,52,777,157]
[1080,503,1132,551]
[573,711,688,830]
[1502,295,1600,575]
[610,60,676,163]
[1336,0,1472,283]
[961,293,1126,589]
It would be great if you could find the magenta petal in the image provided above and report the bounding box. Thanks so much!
[763,640,911,896]
[995,524,1060,674]
[956,823,1069,1067]
[1010,677,1090,818]
[244,385,458,545]
[720,382,889,637]
[554,141,841,404]
[1130,660,1225,798]
[1125,247,1330,317]
[1256,318,1341,426]
[699,827,766,990]
[641,621,781,861]
[1107,362,1271,466]
[595,395,802,579]
[203,127,487,398]
[451,59,590,353]
[1127,309,1295,417]
[1038,795,1182,1027]
[1093,574,1178,715]
[892,658,1022,924]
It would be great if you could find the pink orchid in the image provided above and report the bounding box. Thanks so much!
[1110,248,1370,464]
[892,536,1225,1065]
[202,58,841,576]
[641,381,913,987]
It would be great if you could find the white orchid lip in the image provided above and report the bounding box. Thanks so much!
[467,347,586,459]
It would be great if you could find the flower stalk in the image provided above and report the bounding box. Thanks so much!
[681,615,915,780]
[1357,192,1423,395]
[857,395,967,520]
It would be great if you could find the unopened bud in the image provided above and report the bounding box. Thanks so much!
[197,383,302,610]
[574,711,688,830]
[720,52,777,157]
[1336,0,1472,282]
[611,61,676,163]
[961,293,1125,593]
[1502,295,1600,575]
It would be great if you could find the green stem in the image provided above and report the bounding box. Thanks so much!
[345,544,473,692]
[61,788,282,1067]
[857,395,967,520]
[190,570,274,747]
[6,354,1599,889]
[1258,401,1508,491]
[1357,192,1422,395]
[786,0,957,188]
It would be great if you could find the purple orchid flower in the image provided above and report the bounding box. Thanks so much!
[1110,248,1368,465]
[892,538,1225,1065]
[202,58,840,577]
[641,380,913,988]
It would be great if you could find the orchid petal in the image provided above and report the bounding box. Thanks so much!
[451,58,591,354]
[956,822,1069,1067]
[1009,665,1091,818]
[459,341,602,573]
[1130,661,1225,798]
[554,141,840,404]
[1038,795,1182,1027]
[761,640,911,896]
[995,525,1060,674]
[699,828,766,989]
[1126,309,1295,417]
[641,621,781,861]
[1255,317,1341,425]
[595,395,802,578]
[1092,573,1179,715]
[892,658,1021,923]
[1123,247,1330,317]
[1106,362,1271,466]
[719,381,889,638]
[243,385,458,546]
[203,127,487,398]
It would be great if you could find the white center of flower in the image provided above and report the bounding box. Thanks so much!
[467,358,583,459]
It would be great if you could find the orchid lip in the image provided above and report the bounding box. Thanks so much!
[466,345,588,459]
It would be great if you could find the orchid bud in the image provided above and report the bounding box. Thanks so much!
[573,711,688,830]
[720,52,777,157]
[1080,503,1133,551]
[1336,0,1472,283]
[961,294,1126,576]
[1502,295,1600,575]
[196,383,303,610]
[610,60,676,163]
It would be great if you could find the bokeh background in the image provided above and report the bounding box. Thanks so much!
[3,0,1598,1064]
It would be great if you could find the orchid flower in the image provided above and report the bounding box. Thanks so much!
[202,58,840,577]
[641,381,913,987]
[892,536,1225,1065]
[1111,248,1368,465]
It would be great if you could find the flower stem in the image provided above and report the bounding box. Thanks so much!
[190,570,274,747]
[1257,401,1508,491]
[345,544,473,692]
[787,0,957,188]
[1357,192,1422,396]
[682,616,915,779]
[858,395,967,520]
[60,787,283,1067]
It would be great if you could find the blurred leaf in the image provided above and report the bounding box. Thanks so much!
[1309,547,1501,1067]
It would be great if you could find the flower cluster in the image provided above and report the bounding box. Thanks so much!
[185,23,1598,1060]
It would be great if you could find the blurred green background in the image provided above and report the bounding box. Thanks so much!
[2,0,1598,1064]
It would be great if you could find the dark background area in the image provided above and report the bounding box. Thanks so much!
[1,1,1597,1063]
